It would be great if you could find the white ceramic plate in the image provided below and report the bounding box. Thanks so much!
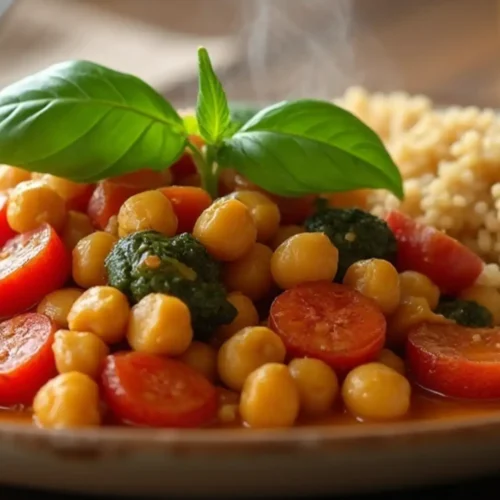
[2,412,500,497]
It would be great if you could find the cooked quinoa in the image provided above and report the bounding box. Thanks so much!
[336,87,500,287]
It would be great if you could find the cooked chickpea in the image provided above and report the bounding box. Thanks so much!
[225,190,280,243]
[36,288,84,328]
[0,165,31,189]
[193,199,257,261]
[269,225,303,250]
[72,231,117,288]
[178,341,217,382]
[342,363,411,420]
[118,190,178,237]
[217,326,286,391]
[33,372,101,429]
[61,211,94,250]
[376,348,405,375]
[52,330,109,378]
[7,180,66,233]
[36,174,90,203]
[271,233,338,289]
[67,286,130,344]
[240,363,300,428]
[399,271,440,310]
[288,358,338,416]
[343,259,400,315]
[213,292,259,344]
[388,296,449,347]
[127,293,192,356]
[460,285,500,325]
[223,243,273,301]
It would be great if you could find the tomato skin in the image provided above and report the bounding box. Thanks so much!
[66,183,95,213]
[269,281,386,374]
[0,313,57,406]
[407,322,500,399]
[385,210,483,295]
[0,224,70,318]
[88,169,171,229]
[0,193,16,246]
[101,352,218,428]
[158,186,212,233]
[170,135,204,181]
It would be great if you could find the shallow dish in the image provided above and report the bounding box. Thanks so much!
[1,413,500,497]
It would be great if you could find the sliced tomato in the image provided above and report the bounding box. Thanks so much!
[269,281,386,373]
[0,313,57,406]
[87,169,171,229]
[407,322,500,399]
[0,224,70,318]
[66,183,95,212]
[170,135,204,181]
[158,186,212,233]
[385,210,483,295]
[101,352,218,428]
[0,193,16,246]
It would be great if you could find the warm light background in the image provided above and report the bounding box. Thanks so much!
[0,0,498,107]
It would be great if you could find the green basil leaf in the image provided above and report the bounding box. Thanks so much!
[0,60,187,182]
[182,114,200,136]
[217,99,404,199]
[229,102,263,131]
[196,47,231,145]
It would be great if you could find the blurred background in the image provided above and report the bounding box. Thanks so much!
[0,0,498,107]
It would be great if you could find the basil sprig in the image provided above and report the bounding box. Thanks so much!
[0,48,404,199]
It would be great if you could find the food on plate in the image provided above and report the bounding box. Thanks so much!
[0,48,498,430]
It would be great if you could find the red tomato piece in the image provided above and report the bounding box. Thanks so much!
[407,322,500,399]
[0,313,57,406]
[101,352,218,428]
[170,135,204,181]
[158,186,212,233]
[88,169,171,229]
[385,210,483,295]
[0,224,70,318]
[269,281,386,374]
[0,193,16,247]
[66,183,95,213]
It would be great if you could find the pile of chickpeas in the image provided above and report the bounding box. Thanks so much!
[3,163,500,429]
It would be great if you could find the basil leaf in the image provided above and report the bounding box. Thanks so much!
[182,114,200,136]
[0,60,187,182]
[217,100,404,199]
[196,47,231,145]
[229,102,262,131]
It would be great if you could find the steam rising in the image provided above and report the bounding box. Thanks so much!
[236,0,399,102]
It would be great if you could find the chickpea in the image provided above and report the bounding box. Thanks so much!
[193,199,257,261]
[388,296,449,347]
[223,243,273,301]
[399,271,440,310]
[0,165,31,189]
[240,363,300,428]
[7,180,66,233]
[269,225,303,250]
[213,292,259,345]
[376,348,405,375]
[342,363,411,420]
[271,233,338,290]
[288,358,338,416]
[343,259,400,315]
[225,190,280,243]
[67,286,130,344]
[127,293,192,356]
[460,285,500,325]
[33,372,101,428]
[178,341,217,382]
[118,190,178,238]
[62,211,94,250]
[52,330,109,379]
[72,231,117,288]
[36,288,84,328]
[217,326,286,391]
[36,174,90,203]
[324,189,369,210]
